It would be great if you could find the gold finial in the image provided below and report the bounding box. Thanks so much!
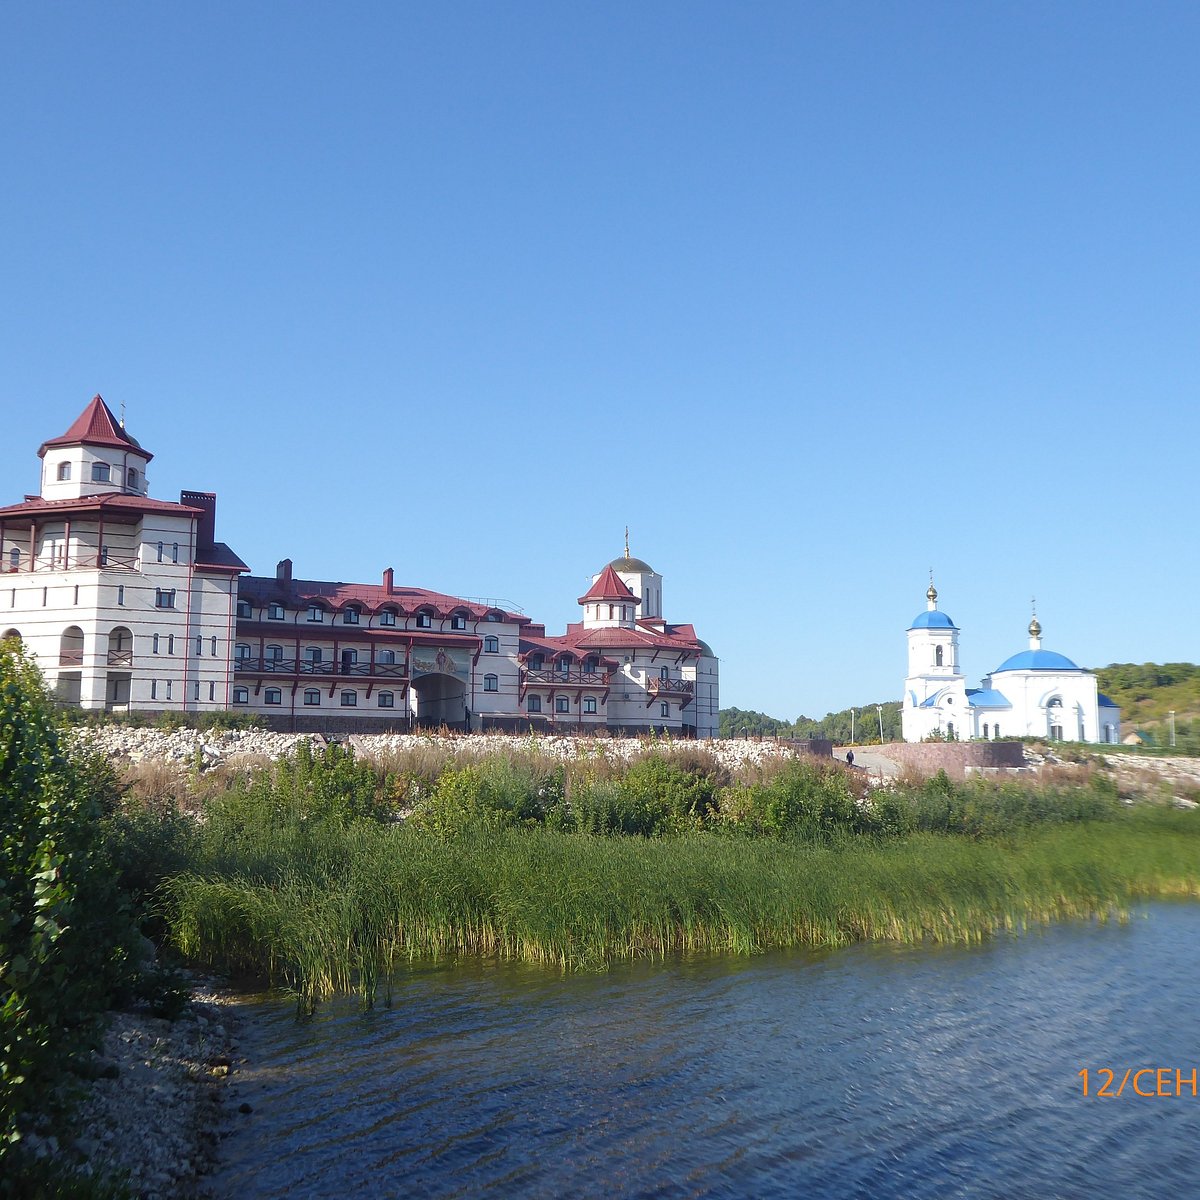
[624,526,630,558]
[926,569,937,605]
[1029,596,1041,638]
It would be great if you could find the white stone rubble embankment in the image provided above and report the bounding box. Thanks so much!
[27,980,245,1199]
[69,724,807,773]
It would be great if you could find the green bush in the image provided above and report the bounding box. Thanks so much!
[409,759,562,836]
[718,759,869,839]
[0,644,139,1148]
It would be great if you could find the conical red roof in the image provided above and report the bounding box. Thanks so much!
[38,395,152,461]
[577,565,636,605]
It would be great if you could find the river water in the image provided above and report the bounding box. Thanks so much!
[212,904,1200,1198]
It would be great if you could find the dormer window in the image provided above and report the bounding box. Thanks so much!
[528,653,544,671]
[91,462,110,483]
[268,602,285,620]
[451,613,467,630]
[558,657,571,675]
[416,612,432,629]
[57,462,71,481]
[343,607,360,625]
[307,605,324,622]
[379,609,396,627]
[236,600,252,619]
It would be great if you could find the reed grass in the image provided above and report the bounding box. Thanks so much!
[163,808,1200,1011]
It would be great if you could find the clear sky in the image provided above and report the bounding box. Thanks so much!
[2,3,1197,720]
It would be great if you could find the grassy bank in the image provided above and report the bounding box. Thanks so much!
[160,810,1200,1010]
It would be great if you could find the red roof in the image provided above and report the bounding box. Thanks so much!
[0,493,200,522]
[238,574,530,622]
[38,396,153,462]
[577,565,636,605]
[522,620,703,657]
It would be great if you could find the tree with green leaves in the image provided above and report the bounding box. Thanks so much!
[1,641,137,1149]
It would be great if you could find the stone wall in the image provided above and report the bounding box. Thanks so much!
[871,741,1026,780]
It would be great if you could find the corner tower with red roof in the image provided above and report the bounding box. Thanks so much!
[1,396,246,712]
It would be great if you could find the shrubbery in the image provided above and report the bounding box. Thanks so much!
[0,643,140,1149]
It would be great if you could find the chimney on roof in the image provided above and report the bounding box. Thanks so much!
[181,490,217,551]
[383,567,394,595]
[276,558,292,584]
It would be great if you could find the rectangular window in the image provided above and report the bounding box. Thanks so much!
[343,608,359,625]
[117,585,124,606]
[208,681,215,702]
[153,634,160,654]
[151,680,157,700]
[210,636,217,656]
[340,690,357,707]
[157,541,164,562]
[265,689,282,706]
[304,689,321,706]
[308,605,323,622]
[237,600,252,619]
[556,696,569,713]
[232,687,249,705]
[378,692,394,708]
[193,680,200,701]
[165,680,172,701]
[660,703,669,718]
[100,544,109,567]
[167,635,175,655]
[416,613,431,628]
[172,543,179,564]
[379,611,396,626]
[527,696,542,714]
[91,462,110,482]
[584,697,597,714]
[155,589,175,609]
[196,636,203,656]
[268,603,284,620]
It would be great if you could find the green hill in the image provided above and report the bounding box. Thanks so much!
[1094,662,1200,751]
[720,701,903,744]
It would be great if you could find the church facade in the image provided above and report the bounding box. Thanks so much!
[901,583,1120,745]
[1,397,718,737]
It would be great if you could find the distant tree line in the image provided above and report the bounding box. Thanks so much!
[1094,662,1200,753]
[720,702,903,744]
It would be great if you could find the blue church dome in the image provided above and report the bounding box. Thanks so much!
[993,648,1080,673]
[909,610,957,630]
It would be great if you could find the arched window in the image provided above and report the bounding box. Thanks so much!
[556,696,569,713]
[9,548,19,571]
[378,691,394,708]
[484,635,499,654]
[57,462,71,481]
[484,674,498,692]
[527,695,542,713]
[982,723,989,739]
[304,689,321,706]
[659,666,669,681]
[558,656,571,675]
[935,645,943,667]
[340,690,358,707]
[232,687,249,705]
[91,462,110,482]
[946,722,955,740]
[584,697,597,714]
[2,628,22,644]
[210,636,217,656]
[153,634,160,654]
[265,644,283,662]
[264,688,282,706]
[126,467,139,490]
[993,724,1000,739]
[378,649,395,665]
[235,643,251,660]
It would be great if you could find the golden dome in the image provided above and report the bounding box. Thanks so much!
[1028,615,1042,638]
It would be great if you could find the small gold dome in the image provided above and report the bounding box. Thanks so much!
[926,582,938,604]
[1028,615,1042,638]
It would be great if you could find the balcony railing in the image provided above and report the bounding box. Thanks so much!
[522,669,610,686]
[106,650,134,667]
[235,656,408,678]
[58,650,84,667]
[647,677,695,696]
[4,553,140,573]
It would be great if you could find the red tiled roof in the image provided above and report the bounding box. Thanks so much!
[238,574,529,622]
[522,621,703,656]
[577,565,635,605]
[0,493,201,521]
[38,396,153,462]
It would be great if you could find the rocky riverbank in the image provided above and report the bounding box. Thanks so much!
[20,980,245,1199]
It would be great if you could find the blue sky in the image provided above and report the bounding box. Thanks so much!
[2,2,1197,719]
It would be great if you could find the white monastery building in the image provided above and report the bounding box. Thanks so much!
[2,397,718,737]
[901,581,1120,745]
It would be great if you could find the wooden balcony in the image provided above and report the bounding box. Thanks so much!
[5,553,140,573]
[522,669,611,687]
[107,650,134,667]
[647,677,695,696]
[235,656,408,679]
[58,650,84,667]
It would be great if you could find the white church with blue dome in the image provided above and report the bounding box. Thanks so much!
[901,582,1121,744]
